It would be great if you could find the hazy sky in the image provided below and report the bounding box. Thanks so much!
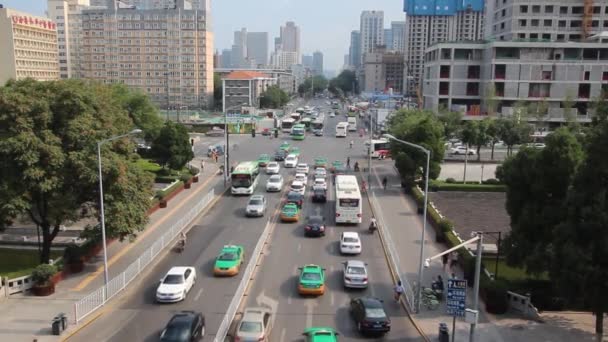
[3,0,406,70]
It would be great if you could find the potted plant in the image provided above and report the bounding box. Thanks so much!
[31,264,57,296]
[190,167,199,183]
[157,190,167,208]
[64,244,85,273]
[181,174,192,189]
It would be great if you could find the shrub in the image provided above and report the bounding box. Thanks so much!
[482,278,509,314]
[31,264,57,285]
[179,173,191,183]
[445,177,457,183]
[482,178,502,185]
[155,175,177,184]
[438,219,454,233]
[156,190,166,200]
[189,166,200,175]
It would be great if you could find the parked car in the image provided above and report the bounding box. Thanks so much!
[450,146,476,155]
[350,297,391,335]
[160,311,205,341]
[235,307,273,342]
[266,175,284,192]
[156,267,196,303]
[342,260,368,289]
[245,195,267,217]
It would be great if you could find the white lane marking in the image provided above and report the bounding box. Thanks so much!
[280,328,286,342]
[297,243,302,253]
[330,292,335,306]
[304,300,317,328]
[256,290,279,327]
[331,243,336,254]
[329,265,334,273]
[194,288,204,301]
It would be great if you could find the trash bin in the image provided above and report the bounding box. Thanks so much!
[438,322,449,342]
[51,318,62,335]
[58,313,68,331]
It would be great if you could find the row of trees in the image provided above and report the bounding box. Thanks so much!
[497,95,608,337]
[298,75,328,96]
[0,79,191,264]
[259,85,289,109]
[328,70,357,97]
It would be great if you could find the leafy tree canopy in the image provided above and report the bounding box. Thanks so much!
[329,70,357,95]
[151,121,194,170]
[0,79,153,263]
[111,83,163,142]
[298,75,328,96]
[259,85,289,109]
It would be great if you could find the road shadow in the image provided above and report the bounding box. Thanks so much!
[324,240,341,256]
[200,258,216,278]
[279,274,298,299]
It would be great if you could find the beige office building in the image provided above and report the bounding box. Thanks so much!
[0,8,60,84]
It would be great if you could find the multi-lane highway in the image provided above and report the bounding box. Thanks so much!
[69,98,424,341]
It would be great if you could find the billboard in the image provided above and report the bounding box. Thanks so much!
[404,0,484,16]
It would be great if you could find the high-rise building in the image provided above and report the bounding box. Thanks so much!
[487,0,608,42]
[246,32,269,67]
[279,21,300,62]
[213,50,221,68]
[363,47,404,94]
[221,49,232,68]
[391,21,406,52]
[302,54,313,67]
[348,30,361,69]
[118,0,209,10]
[272,50,299,70]
[79,1,214,109]
[232,28,247,68]
[312,51,323,76]
[384,29,393,49]
[0,7,59,84]
[404,0,485,94]
[359,11,384,66]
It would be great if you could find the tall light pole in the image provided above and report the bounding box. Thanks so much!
[97,129,142,293]
[383,133,430,314]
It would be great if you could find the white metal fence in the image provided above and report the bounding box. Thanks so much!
[74,189,215,324]
[214,221,273,342]
[370,189,416,311]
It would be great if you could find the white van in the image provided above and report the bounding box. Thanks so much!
[347,117,357,131]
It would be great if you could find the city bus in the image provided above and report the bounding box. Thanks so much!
[281,118,296,133]
[296,107,305,115]
[290,113,302,122]
[301,117,312,131]
[335,175,362,224]
[335,122,348,137]
[291,123,306,140]
[347,117,357,131]
[366,138,390,158]
[311,119,324,133]
[231,161,260,195]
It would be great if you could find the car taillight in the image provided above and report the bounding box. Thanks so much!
[363,277,368,281]
[357,213,362,217]
[336,213,340,217]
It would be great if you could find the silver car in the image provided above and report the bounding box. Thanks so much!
[245,195,267,217]
[236,307,272,341]
[343,260,368,289]
[266,175,284,192]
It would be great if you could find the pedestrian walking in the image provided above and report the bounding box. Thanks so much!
[214,152,218,163]
[442,253,449,271]
[382,176,388,190]
[346,157,350,168]
[450,251,459,270]
[200,160,205,172]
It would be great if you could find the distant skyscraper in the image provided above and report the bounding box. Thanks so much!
[391,21,406,52]
[232,28,247,68]
[312,51,323,76]
[349,30,361,69]
[280,21,301,63]
[359,11,384,65]
[221,49,232,68]
[384,29,393,49]
[247,32,269,67]
[404,0,484,94]
[302,54,313,67]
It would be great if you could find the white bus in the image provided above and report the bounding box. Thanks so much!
[290,113,302,122]
[335,175,362,224]
[281,118,296,133]
[366,138,390,158]
[231,161,260,195]
[336,122,348,137]
[347,117,357,131]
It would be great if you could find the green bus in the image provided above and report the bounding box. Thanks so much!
[301,117,312,131]
[231,161,260,195]
[291,124,306,141]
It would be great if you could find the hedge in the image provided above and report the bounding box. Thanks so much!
[429,181,506,192]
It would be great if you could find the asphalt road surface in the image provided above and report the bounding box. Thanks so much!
[69,99,423,341]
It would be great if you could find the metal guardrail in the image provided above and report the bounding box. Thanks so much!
[74,189,215,324]
[214,220,273,342]
[369,189,416,310]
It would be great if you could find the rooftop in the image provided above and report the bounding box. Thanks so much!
[223,70,271,80]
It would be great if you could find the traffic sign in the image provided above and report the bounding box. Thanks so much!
[446,278,467,317]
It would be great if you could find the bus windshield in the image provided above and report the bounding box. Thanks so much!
[312,121,323,130]
[232,174,252,188]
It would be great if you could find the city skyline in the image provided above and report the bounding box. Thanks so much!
[1,0,405,70]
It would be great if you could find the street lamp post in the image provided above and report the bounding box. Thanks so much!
[97,129,142,295]
[383,133,430,314]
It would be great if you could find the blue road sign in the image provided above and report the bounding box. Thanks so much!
[446,278,467,317]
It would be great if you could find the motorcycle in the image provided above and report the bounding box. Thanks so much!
[369,222,378,234]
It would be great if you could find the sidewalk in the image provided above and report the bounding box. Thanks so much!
[369,160,605,342]
[0,159,223,342]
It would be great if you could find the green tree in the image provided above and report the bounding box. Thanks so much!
[437,109,462,138]
[329,70,357,95]
[259,85,289,109]
[111,83,163,142]
[496,118,533,156]
[551,119,608,338]
[0,79,153,263]
[152,121,194,170]
[484,84,498,117]
[388,110,445,187]
[213,73,222,110]
[298,75,328,96]
[562,92,580,132]
[486,119,501,160]
[497,128,583,275]
[459,120,491,161]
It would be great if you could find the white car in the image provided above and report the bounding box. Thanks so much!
[295,173,307,183]
[312,177,327,191]
[314,168,327,179]
[290,180,306,195]
[340,232,362,255]
[266,162,280,174]
[343,260,369,289]
[329,113,336,118]
[266,175,284,192]
[156,267,196,303]
[450,146,476,155]
[296,163,310,174]
[284,154,298,168]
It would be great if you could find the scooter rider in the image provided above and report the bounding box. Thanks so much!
[369,217,378,233]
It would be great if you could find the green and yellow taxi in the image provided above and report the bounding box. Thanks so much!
[290,147,301,157]
[298,264,326,295]
[280,203,300,222]
[257,154,271,167]
[314,157,328,169]
[279,141,291,152]
[330,160,346,174]
[302,327,339,342]
[213,245,244,276]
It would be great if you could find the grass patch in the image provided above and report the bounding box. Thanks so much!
[0,248,62,279]
[483,257,548,282]
[135,158,162,174]
[430,181,506,192]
